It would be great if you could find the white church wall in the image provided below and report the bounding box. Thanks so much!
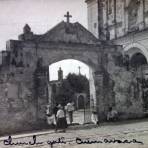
[87,0,98,38]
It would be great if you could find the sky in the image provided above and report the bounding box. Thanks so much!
[0,0,89,80]
[49,60,89,80]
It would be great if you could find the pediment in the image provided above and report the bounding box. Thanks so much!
[37,21,99,44]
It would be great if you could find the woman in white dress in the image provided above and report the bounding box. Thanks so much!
[55,104,67,132]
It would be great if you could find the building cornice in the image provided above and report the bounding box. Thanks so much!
[85,0,97,3]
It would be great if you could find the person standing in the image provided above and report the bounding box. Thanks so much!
[91,111,99,125]
[46,104,55,128]
[47,113,55,128]
[66,102,74,125]
[107,107,118,121]
[56,104,67,132]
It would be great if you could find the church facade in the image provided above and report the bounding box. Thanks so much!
[86,0,148,112]
[86,0,148,65]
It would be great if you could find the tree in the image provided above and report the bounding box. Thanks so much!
[66,73,89,93]
[55,73,89,105]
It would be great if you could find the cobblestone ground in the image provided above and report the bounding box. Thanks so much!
[1,120,148,148]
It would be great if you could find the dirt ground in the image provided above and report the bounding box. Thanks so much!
[1,119,148,148]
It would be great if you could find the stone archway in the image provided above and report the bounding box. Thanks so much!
[34,43,100,123]
[48,59,96,124]
[124,44,148,73]
[124,43,148,112]
[130,52,147,68]
[77,95,85,109]
[75,93,87,109]
[124,43,148,62]
[0,21,123,135]
[32,39,121,123]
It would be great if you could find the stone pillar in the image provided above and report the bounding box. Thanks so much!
[124,0,129,33]
[139,0,145,30]
[93,71,105,121]
[47,69,54,114]
[98,0,105,40]
[33,64,49,125]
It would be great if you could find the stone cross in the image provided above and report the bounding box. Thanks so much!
[64,11,72,23]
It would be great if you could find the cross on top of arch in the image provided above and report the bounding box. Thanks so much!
[64,11,72,23]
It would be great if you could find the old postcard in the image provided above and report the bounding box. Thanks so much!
[0,0,148,148]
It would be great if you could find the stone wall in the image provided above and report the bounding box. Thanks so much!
[0,66,37,135]
[106,55,143,119]
[93,45,144,120]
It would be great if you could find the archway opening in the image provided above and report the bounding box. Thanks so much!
[47,59,96,125]
[130,52,147,68]
[129,52,148,111]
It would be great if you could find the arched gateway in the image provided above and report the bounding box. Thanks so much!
[0,21,145,135]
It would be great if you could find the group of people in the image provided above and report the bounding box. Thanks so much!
[91,106,118,124]
[46,103,118,132]
[46,102,75,132]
